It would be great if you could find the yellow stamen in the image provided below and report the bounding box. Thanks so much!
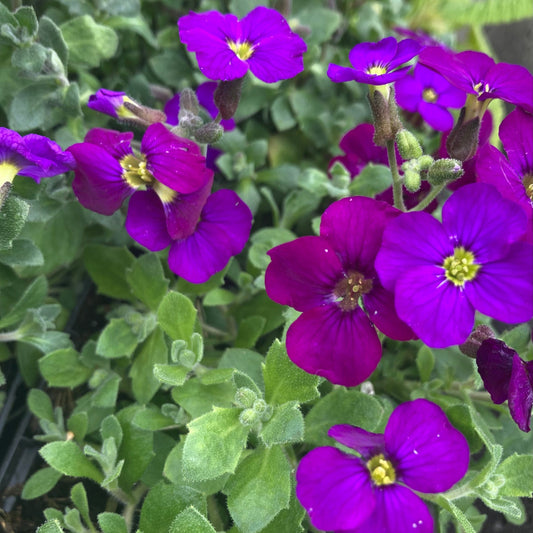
[153,181,177,204]
[367,65,388,76]
[0,161,21,187]
[367,454,396,486]
[120,154,155,188]
[442,246,480,287]
[228,40,254,61]
[422,88,438,103]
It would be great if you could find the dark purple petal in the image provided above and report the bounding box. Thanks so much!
[141,123,208,193]
[385,399,469,492]
[320,196,400,274]
[265,236,343,311]
[68,142,134,215]
[286,304,382,387]
[442,183,528,262]
[167,189,252,283]
[476,339,515,404]
[328,425,385,458]
[87,89,126,118]
[337,123,391,170]
[295,447,375,531]
[363,282,416,341]
[484,62,533,111]
[125,190,173,251]
[464,242,533,324]
[499,107,533,177]
[164,93,180,126]
[347,484,434,533]
[160,168,213,239]
[375,212,452,291]
[393,265,475,347]
[84,128,134,160]
[508,354,533,432]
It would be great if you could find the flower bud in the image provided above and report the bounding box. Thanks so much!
[458,325,495,358]
[446,107,481,161]
[239,408,260,427]
[368,86,403,146]
[122,101,167,127]
[417,155,434,172]
[194,122,224,144]
[234,387,257,409]
[404,167,421,193]
[0,181,11,210]
[179,88,200,115]
[427,158,464,186]
[214,78,244,120]
[396,130,422,160]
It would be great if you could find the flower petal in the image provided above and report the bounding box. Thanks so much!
[385,399,469,493]
[485,62,533,111]
[499,107,533,176]
[265,236,344,311]
[328,425,385,458]
[476,339,515,404]
[84,128,134,160]
[508,354,533,432]
[295,447,375,531]
[418,100,454,131]
[286,304,382,386]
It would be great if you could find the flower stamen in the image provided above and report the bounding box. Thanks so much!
[367,454,396,486]
[422,88,438,103]
[333,271,373,311]
[228,40,255,61]
[442,246,480,286]
[120,154,155,188]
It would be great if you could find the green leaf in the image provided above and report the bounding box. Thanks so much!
[225,446,291,533]
[39,348,92,388]
[97,513,128,533]
[296,7,342,46]
[153,364,189,387]
[0,194,30,252]
[438,0,533,25]
[348,163,393,197]
[83,245,135,300]
[182,407,249,481]
[60,15,118,68]
[38,16,68,65]
[271,95,297,131]
[260,403,304,446]
[138,481,205,533]
[248,227,296,271]
[71,483,91,529]
[40,441,104,483]
[105,15,157,47]
[132,406,175,431]
[436,495,476,533]
[203,288,236,307]
[280,189,320,230]
[263,340,319,405]
[235,315,266,348]
[68,412,89,442]
[96,318,138,359]
[169,507,215,533]
[27,389,54,422]
[172,378,235,418]
[219,348,265,393]
[305,388,385,446]
[229,0,266,18]
[126,253,169,311]
[14,6,38,38]
[101,415,123,448]
[496,454,533,497]
[0,238,43,267]
[36,520,64,533]
[502,324,532,355]
[21,467,62,500]
[259,479,305,533]
[416,345,435,382]
[157,291,197,341]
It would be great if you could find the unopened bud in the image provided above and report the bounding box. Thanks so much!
[179,88,200,115]
[404,167,421,193]
[427,158,463,186]
[214,78,244,120]
[417,155,434,172]
[194,122,224,144]
[123,101,167,126]
[396,130,422,160]
[234,387,257,409]
[252,399,268,415]
[368,86,403,146]
[0,181,11,210]
[458,325,495,358]
[446,107,481,161]
[239,408,260,427]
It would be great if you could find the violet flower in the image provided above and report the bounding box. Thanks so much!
[296,398,469,532]
[477,338,533,432]
[0,127,75,186]
[327,36,421,85]
[395,63,466,131]
[125,182,252,283]
[476,108,533,242]
[68,124,209,216]
[375,183,533,348]
[88,89,137,119]
[178,7,307,83]
[265,196,415,387]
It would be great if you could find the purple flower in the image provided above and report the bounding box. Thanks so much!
[395,64,466,131]
[0,128,75,186]
[327,36,421,85]
[265,196,415,387]
[477,338,533,432]
[177,7,307,83]
[476,108,533,242]
[125,180,252,283]
[296,398,469,532]
[68,124,209,215]
[88,89,137,119]
[375,183,533,348]
[419,48,533,113]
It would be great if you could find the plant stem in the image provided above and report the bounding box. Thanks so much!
[410,182,447,212]
[386,139,406,211]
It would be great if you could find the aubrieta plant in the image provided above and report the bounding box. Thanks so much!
[0,2,532,533]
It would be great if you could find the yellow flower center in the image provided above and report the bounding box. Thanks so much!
[116,96,139,119]
[153,181,177,204]
[422,88,438,103]
[366,65,388,76]
[228,40,255,61]
[333,271,373,312]
[442,246,480,286]
[0,161,21,187]
[367,454,396,486]
[120,154,155,188]
[523,173,533,201]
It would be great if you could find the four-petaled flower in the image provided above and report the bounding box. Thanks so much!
[178,6,307,83]
[296,398,469,533]
[265,196,415,387]
[375,183,533,347]
[327,36,421,85]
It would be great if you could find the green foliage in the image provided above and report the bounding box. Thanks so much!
[157,291,197,341]
[169,507,216,533]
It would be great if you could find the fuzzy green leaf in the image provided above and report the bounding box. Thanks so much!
[169,507,216,533]
[260,402,304,446]
[21,467,62,500]
[39,348,92,388]
[157,291,197,342]
[126,253,169,311]
[496,454,533,497]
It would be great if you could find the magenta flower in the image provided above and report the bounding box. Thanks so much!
[265,196,415,387]
[419,48,533,113]
[87,89,137,119]
[1,127,75,186]
[177,7,307,83]
[68,124,209,216]
[125,183,252,283]
[296,399,469,533]
[375,183,533,348]
[327,36,421,85]
[476,108,533,242]
[395,64,466,131]
[477,338,533,432]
